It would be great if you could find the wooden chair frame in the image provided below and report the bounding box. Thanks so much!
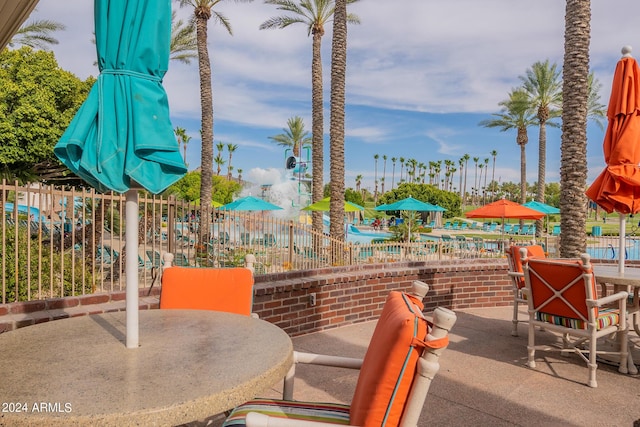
[224,281,457,427]
[520,249,628,387]
[505,245,545,337]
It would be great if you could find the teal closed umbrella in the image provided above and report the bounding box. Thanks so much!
[54,0,186,193]
[54,0,186,348]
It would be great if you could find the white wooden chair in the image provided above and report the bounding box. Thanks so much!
[222,281,456,426]
[521,249,628,387]
[505,244,545,336]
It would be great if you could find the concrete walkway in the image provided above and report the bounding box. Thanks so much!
[198,305,640,427]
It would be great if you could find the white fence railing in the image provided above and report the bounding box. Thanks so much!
[10,180,626,305]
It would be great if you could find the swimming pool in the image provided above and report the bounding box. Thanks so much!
[347,226,393,244]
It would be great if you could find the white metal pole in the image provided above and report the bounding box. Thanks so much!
[125,189,139,348]
[619,214,626,275]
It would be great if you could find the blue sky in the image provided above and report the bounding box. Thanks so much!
[28,0,640,193]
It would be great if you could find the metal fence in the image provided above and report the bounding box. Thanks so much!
[0,180,577,304]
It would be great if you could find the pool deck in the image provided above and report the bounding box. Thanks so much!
[197,305,640,427]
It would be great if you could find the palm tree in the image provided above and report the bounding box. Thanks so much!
[478,163,485,202]
[483,158,489,202]
[178,0,250,243]
[214,154,225,175]
[399,157,405,183]
[458,157,465,202]
[391,157,397,189]
[490,150,498,201]
[10,20,66,50]
[237,168,243,184]
[560,0,590,256]
[586,72,606,130]
[174,127,191,166]
[472,157,479,204]
[480,89,537,208]
[373,154,379,203]
[261,0,359,237]
[329,0,348,242]
[355,174,362,192]
[169,11,198,64]
[520,60,562,236]
[462,154,470,206]
[381,154,387,194]
[269,116,312,157]
[226,143,238,179]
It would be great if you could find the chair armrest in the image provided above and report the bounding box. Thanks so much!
[594,290,629,307]
[294,351,363,369]
[507,271,523,278]
[246,411,354,427]
[283,351,363,400]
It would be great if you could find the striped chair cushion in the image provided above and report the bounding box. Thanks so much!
[535,308,619,330]
[222,399,351,426]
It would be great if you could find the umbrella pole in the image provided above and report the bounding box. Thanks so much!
[126,189,139,348]
[619,215,626,274]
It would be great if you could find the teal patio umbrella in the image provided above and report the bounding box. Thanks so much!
[523,201,560,233]
[523,201,560,215]
[54,0,187,348]
[379,196,446,213]
[220,196,283,211]
[375,196,446,241]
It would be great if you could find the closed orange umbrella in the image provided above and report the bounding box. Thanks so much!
[585,46,640,273]
[586,48,640,214]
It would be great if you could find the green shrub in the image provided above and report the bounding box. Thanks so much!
[3,227,95,302]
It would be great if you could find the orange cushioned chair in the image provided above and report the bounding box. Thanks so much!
[222,281,457,427]
[160,253,254,316]
[521,249,628,388]
[505,244,546,336]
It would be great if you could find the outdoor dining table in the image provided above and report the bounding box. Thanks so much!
[0,309,293,426]
[593,264,640,374]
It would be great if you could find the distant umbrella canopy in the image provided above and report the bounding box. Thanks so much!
[54,0,186,194]
[375,196,446,212]
[522,201,560,215]
[465,199,545,220]
[303,197,364,212]
[220,196,282,211]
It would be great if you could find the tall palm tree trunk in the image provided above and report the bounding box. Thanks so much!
[560,0,590,256]
[311,30,324,239]
[329,0,347,245]
[195,14,213,245]
[535,121,547,236]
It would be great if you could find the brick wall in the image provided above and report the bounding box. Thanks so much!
[252,258,511,336]
[0,259,512,335]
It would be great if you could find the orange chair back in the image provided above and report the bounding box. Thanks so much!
[349,291,429,426]
[507,245,546,289]
[160,267,254,316]
[524,257,597,321]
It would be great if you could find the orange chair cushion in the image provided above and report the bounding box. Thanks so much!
[527,258,597,320]
[349,291,427,427]
[160,267,254,316]
[509,245,546,288]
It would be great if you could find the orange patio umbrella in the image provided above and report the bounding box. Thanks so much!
[465,199,544,250]
[465,199,545,221]
[585,46,640,273]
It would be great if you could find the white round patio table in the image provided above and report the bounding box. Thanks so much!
[0,309,293,426]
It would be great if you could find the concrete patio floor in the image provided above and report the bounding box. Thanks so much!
[198,305,640,427]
